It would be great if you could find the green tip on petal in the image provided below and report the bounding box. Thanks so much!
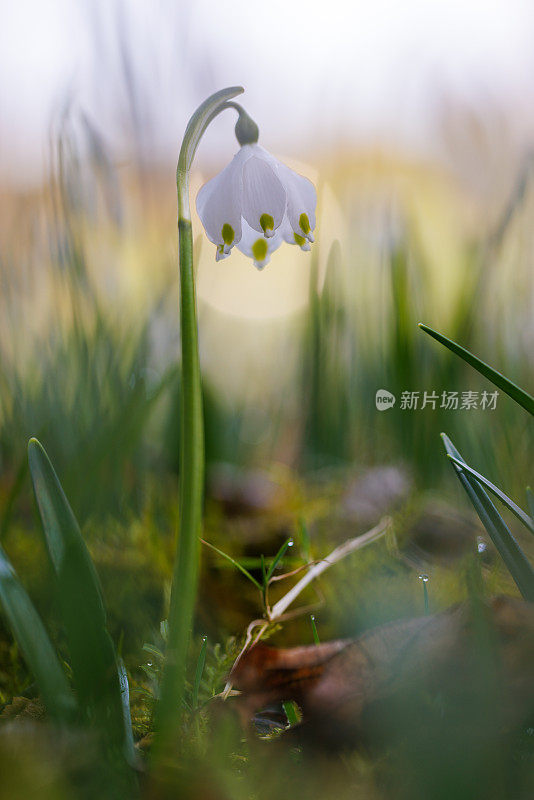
[293,232,306,246]
[260,213,275,236]
[252,237,268,262]
[221,223,235,246]
[299,213,311,235]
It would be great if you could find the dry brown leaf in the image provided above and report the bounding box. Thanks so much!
[231,596,534,749]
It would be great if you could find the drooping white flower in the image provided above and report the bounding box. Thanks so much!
[196,143,316,269]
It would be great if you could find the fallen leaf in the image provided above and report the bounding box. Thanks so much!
[231,596,534,749]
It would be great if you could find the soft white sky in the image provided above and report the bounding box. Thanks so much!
[1,0,534,184]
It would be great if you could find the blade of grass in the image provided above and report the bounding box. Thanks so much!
[283,700,301,726]
[143,643,164,661]
[117,658,135,764]
[201,539,262,590]
[441,434,534,601]
[260,554,267,609]
[192,635,208,710]
[265,537,293,583]
[419,324,534,415]
[270,517,391,619]
[28,438,131,757]
[419,574,430,614]
[310,614,320,644]
[0,545,76,722]
[447,455,534,534]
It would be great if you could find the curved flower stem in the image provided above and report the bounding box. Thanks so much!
[153,86,244,761]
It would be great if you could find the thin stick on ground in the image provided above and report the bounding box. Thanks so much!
[270,517,391,619]
[222,516,392,698]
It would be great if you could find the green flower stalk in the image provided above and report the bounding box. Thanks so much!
[153,86,318,761]
[153,86,245,759]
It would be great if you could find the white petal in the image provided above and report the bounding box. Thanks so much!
[237,218,283,269]
[215,245,231,262]
[279,215,311,251]
[275,162,317,241]
[241,157,286,236]
[196,147,252,248]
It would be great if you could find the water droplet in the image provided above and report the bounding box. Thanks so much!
[418,574,429,583]
[287,539,294,547]
[310,614,315,622]
[201,635,207,643]
[477,536,488,554]
[147,661,153,667]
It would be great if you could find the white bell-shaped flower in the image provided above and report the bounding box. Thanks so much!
[196,143,316,268]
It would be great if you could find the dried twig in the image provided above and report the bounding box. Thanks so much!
[222,516,391,699]
[269,517,391,619]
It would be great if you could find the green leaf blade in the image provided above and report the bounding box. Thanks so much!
[0,546,75,722]
[117,658,136,764]
[201,539,262,590]
[419,324,534,415]
[28,438,130,755]
[441,434,534,601]
[266,537,293,583]
[192,635,208,710]
[447,455,534,534]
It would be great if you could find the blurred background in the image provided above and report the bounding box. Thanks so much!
[0,0,533,758]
